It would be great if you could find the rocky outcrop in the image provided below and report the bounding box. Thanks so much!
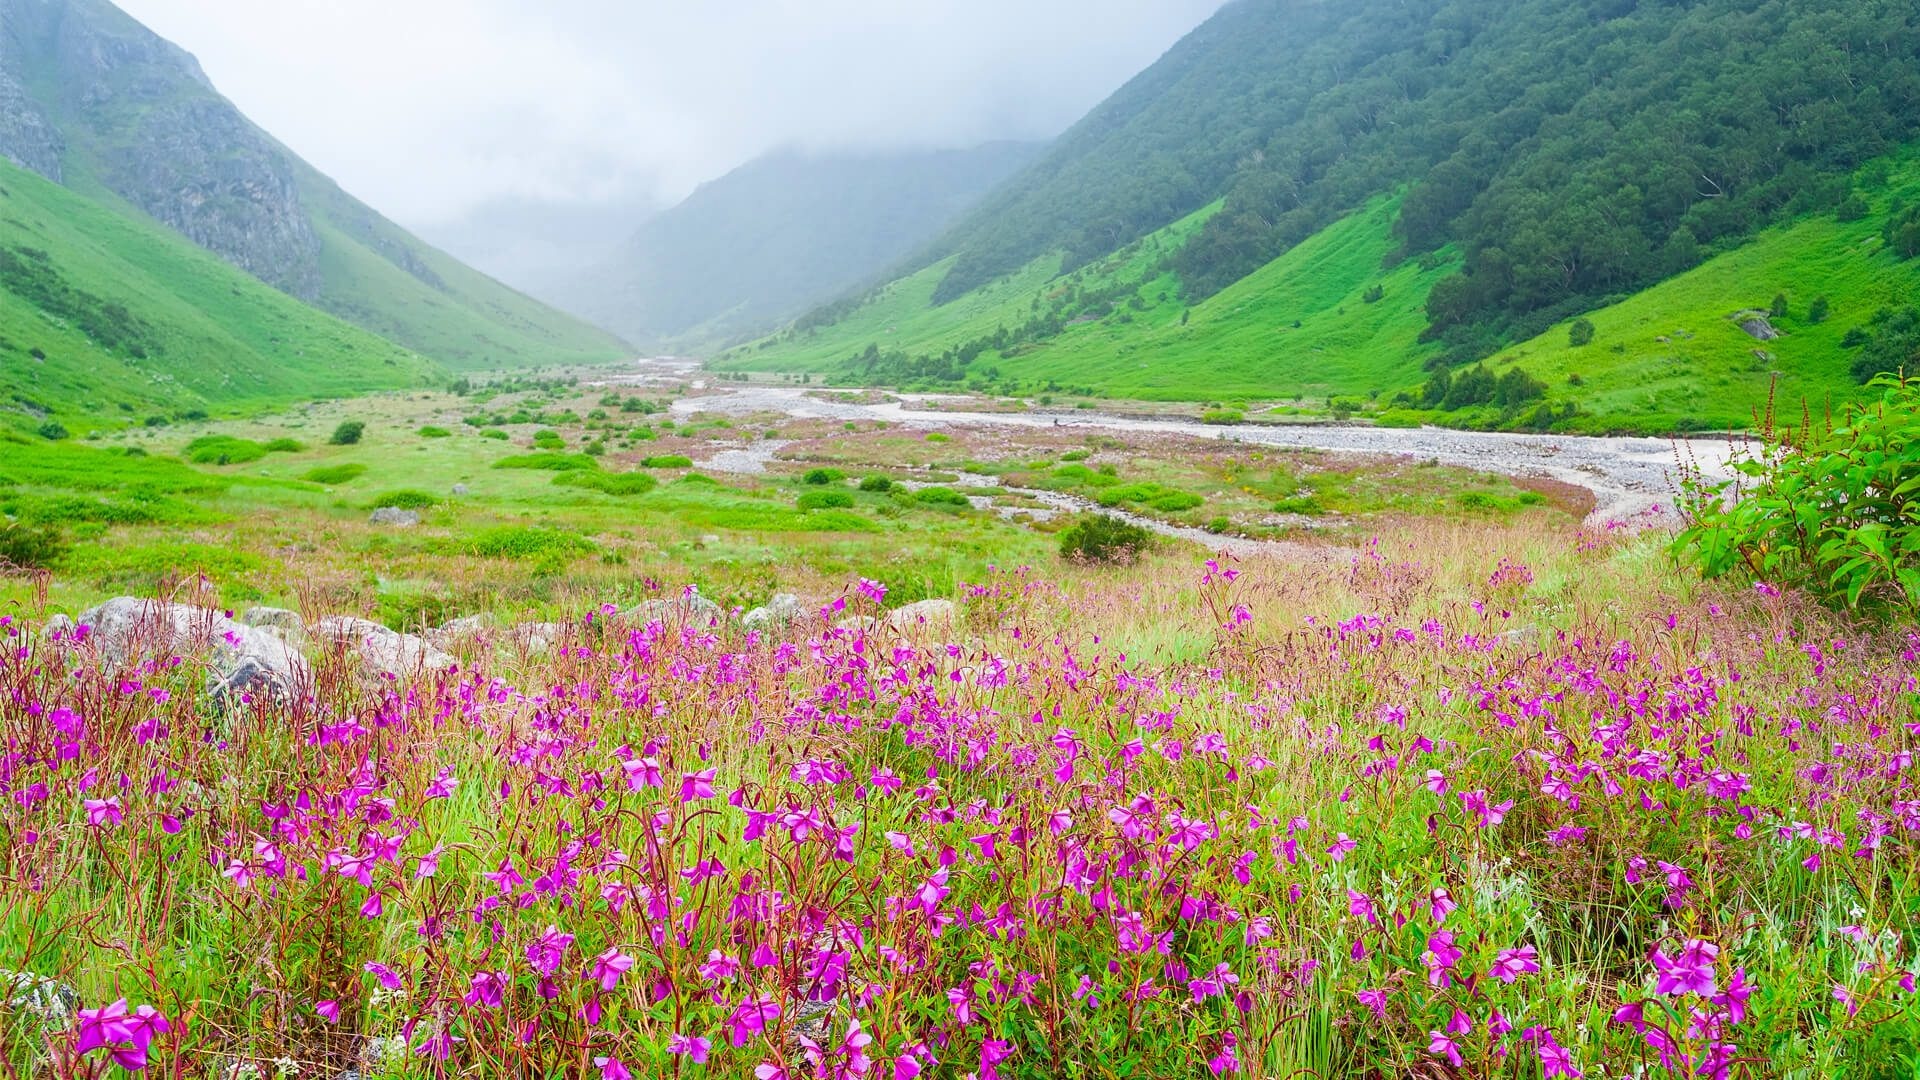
[742,593,809,632]
[311,616,454,677]
[368,508,420,527]
[0,69,62,181]
[74,597,309,699]
[886,599,957,634]
[625,592,724,628]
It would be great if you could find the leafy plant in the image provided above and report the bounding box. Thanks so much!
[802,468,846,485]
[641,455,695,469]
[1058,513,1151,565]
[493,453,599,472]
[858,475,894,493]
[184,436,268,466]
[302,464,367,485]
[1568,318,1596,347]
[418,426,452,439]
[368,490,440,511]
[0,521,66,569]
[328,421,366,446]
[1676,374,1920,614]
[797,490,854,511]
[553,471,658,496]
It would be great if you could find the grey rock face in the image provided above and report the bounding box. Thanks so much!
[207,654,293,711]
[742,593,809,631]
[0,69,62,181]
[311,616,454,676]
[368,507,420,527]
[451,483,470,497]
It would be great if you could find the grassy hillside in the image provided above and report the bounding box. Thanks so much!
[0,158,436,432]
[727,197,1451,402]
[292,169,631,371]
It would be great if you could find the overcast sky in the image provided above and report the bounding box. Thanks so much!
[112,0,1224,228]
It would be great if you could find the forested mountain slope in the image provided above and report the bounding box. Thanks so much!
[0,0,625,371]
[733,0,1920,433]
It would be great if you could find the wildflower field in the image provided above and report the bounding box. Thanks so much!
[6,506,1918,1078]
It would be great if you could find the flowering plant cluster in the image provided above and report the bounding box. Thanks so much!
[3,551,1918,1077]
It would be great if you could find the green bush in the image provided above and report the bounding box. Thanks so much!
[37,422,70,441]
[1061,449,1091,462]
[642,455,695,469]
[481,429,510,441]
[797,490,855,511]
[368,490,440,511]
[1677,374,1920,614]
[185,435,268,466]
[1201,410,1245,425]
[1058,514,1151,565]
[1569,317,1596,347]
[418,426,452,439]
[858,475,894,493]
[0,522,67,569]
[924,433,950,443]
[1096,482,1203,513]
[532,430,565,449]
[303,464,367,485]
[803,468,846,485]
[263,438,303,453]
[328,421,365,446]
[465,526,594,562]
[553,471,658,496]
[493,453,599,472]
[913,487,971,507]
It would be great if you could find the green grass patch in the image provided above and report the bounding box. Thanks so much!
[493,453,600,472]
[463,526,595,561]
[367,490,441,511]
[418,426,453,439]
[553,471,659,496]
[642,455,695,469]
[797,490,855,511]
[184,435,269,465]
[302,463,367,485]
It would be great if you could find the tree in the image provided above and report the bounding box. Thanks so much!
[1568,318,1596,347]
[1770,294,1789,320]
[1808,296,1831,324]
[329,421,366,446]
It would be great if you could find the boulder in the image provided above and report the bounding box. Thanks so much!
[426,614,495,649]
[240,606,305,633]
[885,599,957,634]
[833,615,879,634]
[1736,313,1781,341]
[208,654,294,710]
[40,613,74,641]
[311,616,454,676]
[511,622,564,653]
[76,598,308,689]
[451,483,470,497]
[742,593,809,631]
[625,592,723,628]
[368,508,420,527]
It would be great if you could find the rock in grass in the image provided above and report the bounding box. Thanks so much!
[207,655,294,711]
[451,483,470,496]
[76,598,309,690]
[427,614,495,649]
[834,615,879,634]
[742,593,809,631]
[885,599,957,633]
[625,593,723,628]
[368,507,420,527]
[1,969,79,1026]
[311,616,454,676]
[240,606,305,633]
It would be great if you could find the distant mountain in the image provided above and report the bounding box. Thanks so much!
[564,142,1045,351]
[0,0,625,371]
[414,193,659,308]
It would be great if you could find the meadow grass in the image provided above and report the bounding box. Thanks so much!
[4,510,1916,1077]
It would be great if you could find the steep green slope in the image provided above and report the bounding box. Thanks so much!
[0,0,625,372]
[566,143,1043,351]
[726,197,1452,401]
[0,158,434,431]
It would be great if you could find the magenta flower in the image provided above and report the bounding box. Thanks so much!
[727,995,781,1046]
[596,1057,633,1080]
[1326,833,1358,861]
[1490,944,1541,983]
[680,768,717,802]
[668,1032,713,1063]
[1652,938,1718,997]
[84,797,124,828]
[587,946,635,991]
[1355,987,1389,1021]
[464,970,506,1010]
[1427,1029,1463,1068]
[315,1000,340,1023]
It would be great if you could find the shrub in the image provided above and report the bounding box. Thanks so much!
[924,433,950,443]
[642,455,695,469]
[1058,514,1151,565]
[0,522,66,569]
[1677,374,1920,614]
[37,421,70,441]
[184,436,268,466]
[553,471,658,496]
[481,429,510,441]
[913,487,971,507]
[1201,410,1245,425]
[303,464,367,485]
[803,468,846,485]
[493,453,599,472]
[1568,318,1596,347]
[858,475,894,493]
[1770,293,1790,319]
[1808,295,1831,324]
[465,526,593,561]
[1061,450,1091,462]
[368,490,439,511]
[418,426,452,439]
[263,438,303,453]
[533,430,565,449]
[328,421,365,446]
[797,490,855,511]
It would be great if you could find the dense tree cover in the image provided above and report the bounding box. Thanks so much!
[1846,307,1920,383]
[908,0,1920,359]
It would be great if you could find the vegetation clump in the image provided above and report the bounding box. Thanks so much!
[367,490,440,511]
[184,436,269,466]
[797,490,854,511]
[1057,512,1151,564]
[553,471,658,496]
[328,421,366,446]
[641,455,695,469]
[302,464,367,485]
[492,453,599,472]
